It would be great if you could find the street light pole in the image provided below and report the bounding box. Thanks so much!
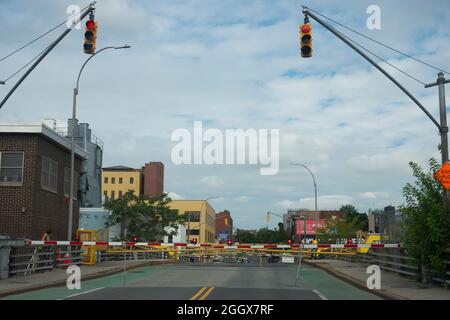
[67,45,130,241]
[290,163,318,238]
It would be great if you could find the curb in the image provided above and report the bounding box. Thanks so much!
[303,260,408,300]
[0,260,175,298]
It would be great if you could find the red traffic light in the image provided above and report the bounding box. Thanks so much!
[86,20,96,31]
[132,236,139,242]
[190,238,197,244]
[300,24,311,33]
[288,239,293,245]
[227,240,232,245]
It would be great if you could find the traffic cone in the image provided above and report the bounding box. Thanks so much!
[64,252,70,266]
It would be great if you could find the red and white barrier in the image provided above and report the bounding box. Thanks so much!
[27,240,401,249]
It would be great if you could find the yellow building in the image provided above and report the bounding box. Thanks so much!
[102,166,141,201]
[169,200,216,243]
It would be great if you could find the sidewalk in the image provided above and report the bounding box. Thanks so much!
[304,259,450,300]
[0,259,173,298]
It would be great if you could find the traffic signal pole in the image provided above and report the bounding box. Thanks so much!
[0,3,96,111]
[303,6,450,221]
[302,7,442,134]
[425,73,450,165]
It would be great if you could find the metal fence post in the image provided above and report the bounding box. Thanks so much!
[0,238,10,279]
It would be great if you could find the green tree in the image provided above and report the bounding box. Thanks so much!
[401,158,450,284]
[256,228,275,243]
[317,215,360,243]
[341,204,368,231]
[104,191,184,241]
[236,229,257,243]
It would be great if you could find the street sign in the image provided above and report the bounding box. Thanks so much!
[434,162,450,190]
[282,256,295,264]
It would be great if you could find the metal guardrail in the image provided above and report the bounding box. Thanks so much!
[336,248,450,286]
[8,246,83,277]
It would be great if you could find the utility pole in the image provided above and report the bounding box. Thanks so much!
[425,72,450,165]
[302,6,443,133]
[425,72,450,221]
[302,6,450,221]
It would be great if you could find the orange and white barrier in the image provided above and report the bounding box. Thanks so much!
[27,241,401,249]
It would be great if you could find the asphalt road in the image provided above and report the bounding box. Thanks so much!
[3,258,381,300]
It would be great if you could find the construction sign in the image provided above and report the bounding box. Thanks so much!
[434,162,450,190]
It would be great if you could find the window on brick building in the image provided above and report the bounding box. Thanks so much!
[104,177,108,184]
[64,167,78,200]
[111,177,115,184]
[118,190,123,199]
[130,177,134,184]
[41,156,58,193]
[103,191,108,202]
[111,190,115,200]
[0,152,24,183]
[119,177,123,184]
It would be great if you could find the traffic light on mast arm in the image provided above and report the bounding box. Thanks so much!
[300,23,312,58]
[84,18,98,54]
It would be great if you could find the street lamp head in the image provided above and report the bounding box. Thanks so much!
[114,44,131,49]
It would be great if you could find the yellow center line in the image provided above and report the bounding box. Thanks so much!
[190,287,207,300]
[198,287,215,300]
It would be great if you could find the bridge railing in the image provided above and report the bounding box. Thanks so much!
[336,247,450,286]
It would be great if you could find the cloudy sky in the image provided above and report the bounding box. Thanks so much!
[1,0,449,229]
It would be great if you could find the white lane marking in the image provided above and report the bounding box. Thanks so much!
[56,287,105,300]
[313,289,328,300]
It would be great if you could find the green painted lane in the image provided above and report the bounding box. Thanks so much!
[1,263,381,300]
[298,267,381,300]
[1,265,166,300]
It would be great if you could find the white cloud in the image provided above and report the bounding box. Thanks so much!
[201,176,225,187]
[234,196,251,203]
[168,192,185,200]
[0,0,448,230]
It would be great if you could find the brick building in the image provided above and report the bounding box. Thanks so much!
[215,210,233,242]
[102,162,164,201]
[142,162,164,198]
[0,124,87,240]
[284,209,346,239]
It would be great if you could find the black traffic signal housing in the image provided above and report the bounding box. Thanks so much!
[288,239,293,246]
[132,236,139,242]
[84,19,97,54]
[300,23,312,58]
[190,238,198,245]
[227,239,232,246]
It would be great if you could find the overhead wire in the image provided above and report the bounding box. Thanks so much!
[306,7,450,75]
[0,3,92,63]
[333,27,427,85]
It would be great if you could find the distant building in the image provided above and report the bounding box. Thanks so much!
[102,166,142,201]
[285,209,346,240]
[0,123,87,240]
[215,210,233,242]
[43,118,104,208]
[142,162,164,198]
[168,200,216,243]
[101,162,164,201]
[78,207,120,241]
[368,205,402,240]
[163,225,186,244]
